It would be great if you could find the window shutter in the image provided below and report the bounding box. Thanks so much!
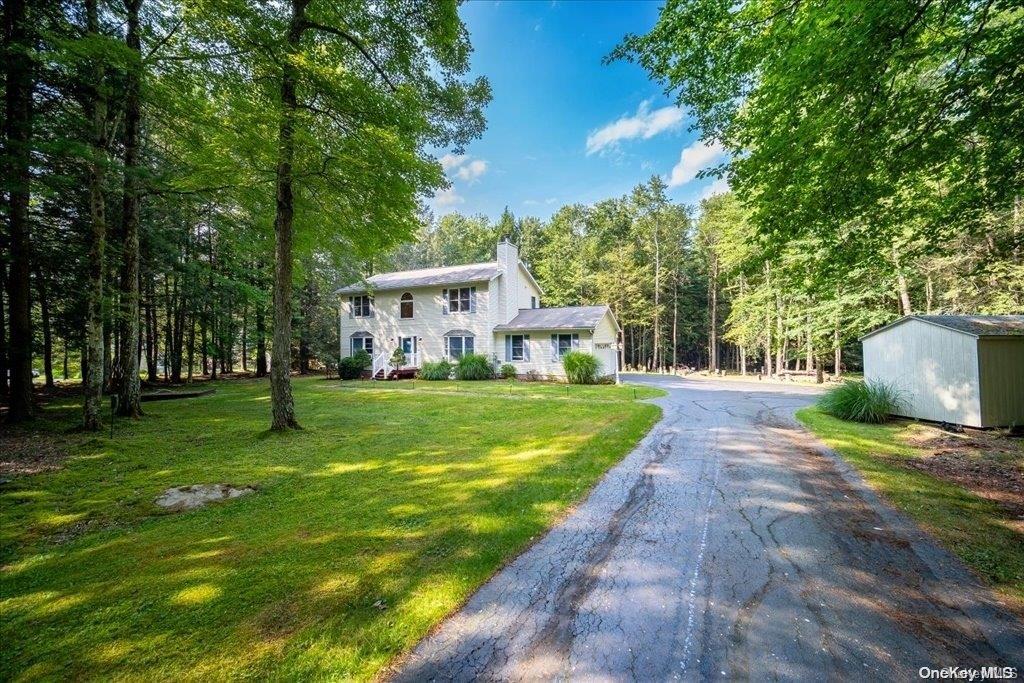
[524,334,531,361]
[442,289,449,315]
[551,335,558,362]
[348,297,353,319]
[368,297,374,318]
[505,335,512,361]
[572,333,579,350]
[470,286,477,313]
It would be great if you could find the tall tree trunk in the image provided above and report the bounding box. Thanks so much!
[241,301,248,372]
[775,295,784,376]
[708,254,718,371]
[3,0,34,421]
[0,262,7,396]
[186,312,195,381]
[62,340,69,380]
[892,246,913,315]
[35,267,54,388]
[652,229,661,371]
[115,0,144,416]
[269,0,306,430]
[255,303,267,378]
[671,280,678,371]
[763,264,772,376]
[163,277,171,381]
[83,0,107,430]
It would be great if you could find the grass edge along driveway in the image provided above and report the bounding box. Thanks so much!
[1,377,663,681]
[796,406,1023,614]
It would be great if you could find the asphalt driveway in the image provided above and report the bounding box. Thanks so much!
[393,375,1023,681]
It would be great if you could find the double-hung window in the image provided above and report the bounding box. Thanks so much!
[550,333,579,361]
[350,295,372,318]
[444,334,475,360]
[443,287,476,314]
[505,334,530,362]
[350,334,373,356]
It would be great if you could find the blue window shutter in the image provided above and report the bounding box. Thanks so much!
[572,333,579,349]
[524,334,530,361]
[348,297,353,319]
[442,289,449,315]
[470,286,477,313]
[551,334,558,362]
[505,335,512,361]
[368,297,374,318]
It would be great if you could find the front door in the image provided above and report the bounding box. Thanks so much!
[399,337,416,365]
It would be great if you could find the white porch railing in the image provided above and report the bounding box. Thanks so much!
[371,351,389,379]
[371,350,420,378]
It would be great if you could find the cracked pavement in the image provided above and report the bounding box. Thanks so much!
[392,375,1024,681]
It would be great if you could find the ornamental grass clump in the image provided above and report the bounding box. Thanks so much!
[419,360,452,381]
[454,353,493,380]
[562,351,601,384]
[818,380,907,423]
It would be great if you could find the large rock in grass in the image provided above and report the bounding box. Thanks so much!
[155,484,255,511]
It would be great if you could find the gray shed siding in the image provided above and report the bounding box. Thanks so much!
[863,318,982,426]
[977,338,1024,427]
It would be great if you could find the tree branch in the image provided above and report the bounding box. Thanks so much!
[300,19,397,93]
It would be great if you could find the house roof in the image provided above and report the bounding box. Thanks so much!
[493,305,614,332]
[861,315,1024,340]
[335,262,502,295]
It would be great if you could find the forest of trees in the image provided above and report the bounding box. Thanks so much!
[3,0,1021,429]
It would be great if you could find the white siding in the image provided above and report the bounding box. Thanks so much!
[863,319,982,426]
[492,330,596,378]
[592,310,619,379]
[517,264,542,311]
[339,283,496,363]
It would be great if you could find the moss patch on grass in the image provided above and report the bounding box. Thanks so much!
[1,376,661,681]
[796,406,1024,612]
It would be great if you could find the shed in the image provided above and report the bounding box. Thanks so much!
[861,315,1024,428]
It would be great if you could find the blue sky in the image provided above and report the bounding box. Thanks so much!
[429,0,729,221]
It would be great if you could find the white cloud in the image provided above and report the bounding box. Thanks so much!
[434,187,464,207]
[440,153,467,171]
[586,100,685,155]
[454,159,488,183]
[523,197,557,207]
[700,177,730,200]
[667,139,726,188]
[439,153,488,184]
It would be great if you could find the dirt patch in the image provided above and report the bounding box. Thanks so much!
[0,430,72,477]
[899,425,1024,521]
[155,484,256,511]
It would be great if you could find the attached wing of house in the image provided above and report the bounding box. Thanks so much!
[336,240,620,380]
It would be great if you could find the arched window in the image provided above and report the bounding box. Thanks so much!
[400,292,414,319]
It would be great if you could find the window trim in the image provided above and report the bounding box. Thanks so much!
[350,294,373,318]
[444,333,475,360]
[350,333,373,356]
[506,334,530,362]
[443,286,477,314]
[551,333,580,361]
[399,292,414,319]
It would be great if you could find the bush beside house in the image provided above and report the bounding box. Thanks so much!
[339,350,371,380]
[562,351,601,384]
[455,354,493,380]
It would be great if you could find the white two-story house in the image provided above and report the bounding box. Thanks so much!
[337,240,620,381]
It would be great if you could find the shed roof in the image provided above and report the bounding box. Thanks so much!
[335,262,501,295]
[493,305,613,331]
[861,315,1024,340]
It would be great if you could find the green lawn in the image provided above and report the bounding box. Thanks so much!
[1,376,662,681]
[796,407,1023,611]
